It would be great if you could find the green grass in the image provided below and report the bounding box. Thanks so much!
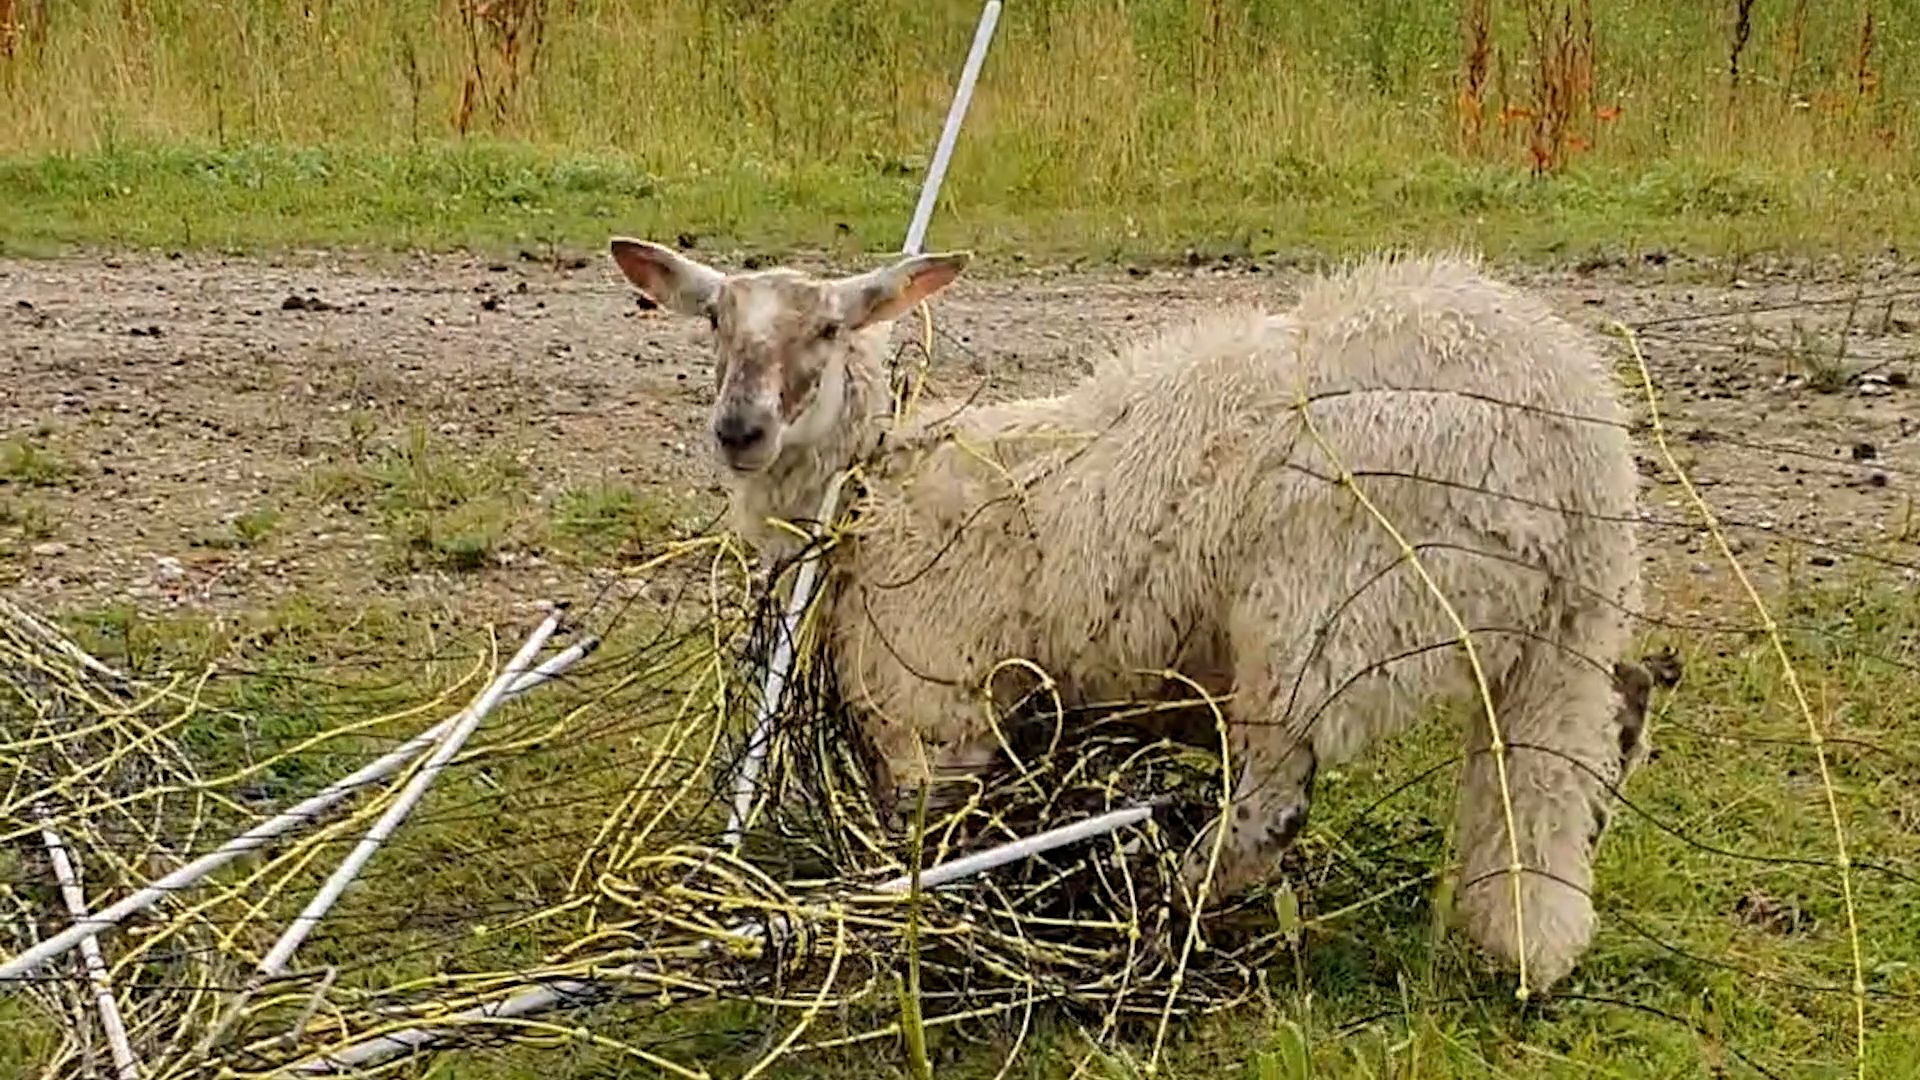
[297,422,705,571]
[0,0,1915,259]
[5,1,1920,1074]
[306,422,536,573]
[0,439,77,488]
[0,497,55,542]
[549,477,704,562]
[3,141,1917,262]
[192,504,282,551]
[4,573,1917,1078]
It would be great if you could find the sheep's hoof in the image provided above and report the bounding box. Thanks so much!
[1176,799,1308,911]
[884,776,977,832]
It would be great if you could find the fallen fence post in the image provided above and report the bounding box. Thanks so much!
[254,606,565,977]
[292,803,1155,1075]
[0,625,596,984]
[39,819,142,1080]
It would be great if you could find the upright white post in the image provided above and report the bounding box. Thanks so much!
[903,0,1003,256]
[724,474,849,850]
[727,0,1003,850]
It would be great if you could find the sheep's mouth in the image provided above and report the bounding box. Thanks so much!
[720,452,776,476]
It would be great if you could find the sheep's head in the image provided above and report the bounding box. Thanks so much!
[610,239,969,475]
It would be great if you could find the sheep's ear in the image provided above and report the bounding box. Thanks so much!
[610,237,724,317]
[839,251,970,330]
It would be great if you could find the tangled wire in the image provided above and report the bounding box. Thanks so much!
[0,517,1334,1080]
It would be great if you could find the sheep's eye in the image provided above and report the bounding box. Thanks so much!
[818,323,840,342]
[704,307,719,330]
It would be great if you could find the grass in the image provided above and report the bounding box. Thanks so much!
[0,1,1914,260]
[307,422,535,573]
[4,570,1918,1078]
[192,504,282,551]
[550,477,703,563]
[297,422,705,572]
[0,439,76,488]
[0,498,55,544]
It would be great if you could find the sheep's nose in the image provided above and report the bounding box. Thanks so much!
[714,414,766,452]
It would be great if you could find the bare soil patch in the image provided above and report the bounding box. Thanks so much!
[3,249,1917,631]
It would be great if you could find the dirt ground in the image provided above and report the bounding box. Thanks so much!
[3,247,1917,635]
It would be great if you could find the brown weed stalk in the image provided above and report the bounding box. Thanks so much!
[1728,0,1756,92]
[1459,0,1494,150]
[1853,4,1878,100]
[0,0,17,60]
[0,0,45,61]
[1519,0,1594,174]
[454,0,553,133]
[1778,0,1811,104]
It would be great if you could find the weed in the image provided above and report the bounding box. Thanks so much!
[0,4,1914,258]
[0,497,54,540]
[0,439,75,487]
[549,479,696,562]
[362,425,532,573]
[455,0,552,134]
[303,461,376,506]
[194,504,281,550]
[1518,0,1595,175]
[1457,0,1493,151]
[1729,0,1757,93]
[1854,4,1880,101]
[344,409,379,458]
[302,422,534,572]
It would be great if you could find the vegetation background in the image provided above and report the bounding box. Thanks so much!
[0,0,1915,257]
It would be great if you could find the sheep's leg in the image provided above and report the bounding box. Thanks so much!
[1586,651,1679,864]
[863,719,999,826]
[1454,642,1622,994]
[1177,725,1318,906]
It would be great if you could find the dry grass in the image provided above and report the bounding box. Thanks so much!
[0,1,1913,257]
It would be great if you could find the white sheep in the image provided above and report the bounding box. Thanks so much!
[609,239,1650,993]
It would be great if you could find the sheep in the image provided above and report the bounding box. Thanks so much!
[608,238,1650,993]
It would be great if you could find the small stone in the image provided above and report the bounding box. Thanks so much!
[1810,553,1837,567]
[1851,442,1878,461]
[1868,472,1889,488]
[30,541,68,557]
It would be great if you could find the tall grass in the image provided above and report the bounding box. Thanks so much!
[0,0,1915,255]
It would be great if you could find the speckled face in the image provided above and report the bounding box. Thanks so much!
[702,271,848,474]
[608,238,972,476]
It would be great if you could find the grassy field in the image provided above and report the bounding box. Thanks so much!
[3,572,1917,1079]
[0,0,1916,259]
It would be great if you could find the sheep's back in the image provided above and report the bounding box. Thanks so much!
[831,255,1639,728]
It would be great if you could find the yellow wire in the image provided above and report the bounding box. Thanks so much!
[1615,321,1866,1077]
